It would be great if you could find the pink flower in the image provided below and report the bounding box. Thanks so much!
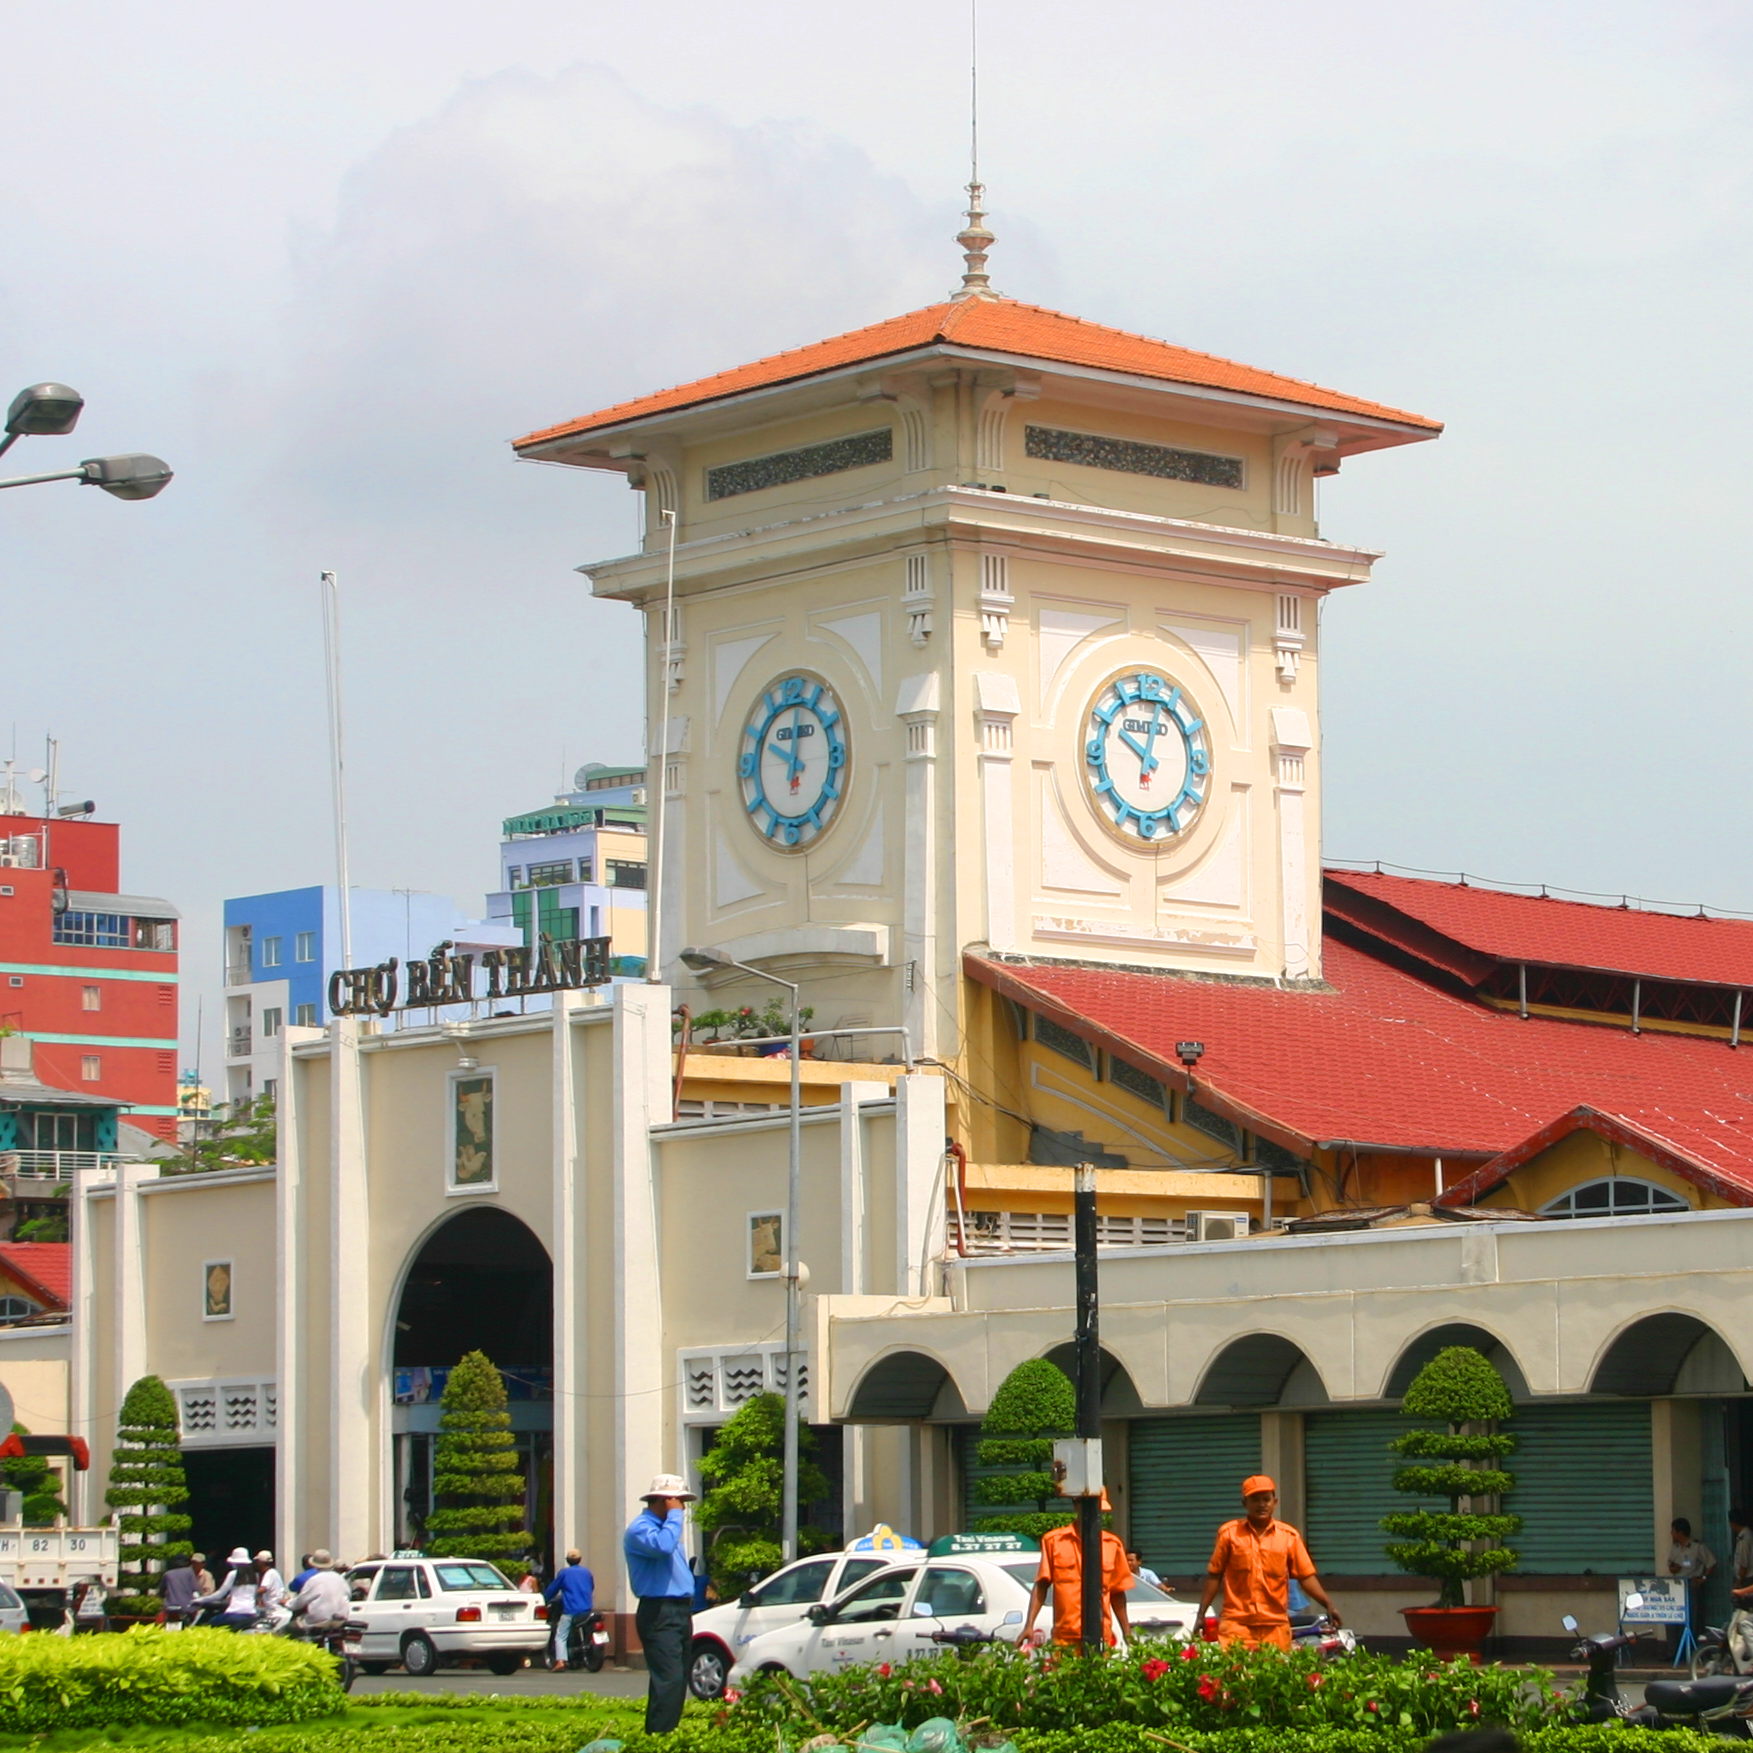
[1196,1675,1220,1704]
[1367,1701,1380,1713]
[1180,1643,1199,1661]
[1140,1659,1171,1682]
[1307,1674,1325,1690]
[722,1688,741,1703]
[1468,1700,1481,1718]
[927,1679,943,1696]
[876,1664,891,1677]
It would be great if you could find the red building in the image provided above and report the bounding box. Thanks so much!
[0,813,179,1140]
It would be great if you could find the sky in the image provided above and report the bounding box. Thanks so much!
[3,0,1750,1068]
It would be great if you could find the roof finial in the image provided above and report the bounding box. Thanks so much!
[951,0,1000,301]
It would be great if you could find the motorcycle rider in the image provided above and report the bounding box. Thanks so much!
[196,1546,271,1629]
[288,1549,350,1636]
[543,1548,596,1668]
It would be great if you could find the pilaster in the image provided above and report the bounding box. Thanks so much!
[1270,706,1315,980]
[895,674,942,1060]
[112,1160,150,1406]
[328,1017,372,1560]
[974,672,1021,952]
[893,1072,948,1298]
[274,1026,320,1561]
[67,1169,99,1525]
[550,991,589,1554]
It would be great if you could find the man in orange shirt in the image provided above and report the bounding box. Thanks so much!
[1020,1492,1134,1649]
[1197,1474,1341,1651]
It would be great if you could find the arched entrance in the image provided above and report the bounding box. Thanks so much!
[390,1209,554,1561]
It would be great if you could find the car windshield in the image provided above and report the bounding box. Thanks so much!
[1130,1577,1178,1603]
[433,1562,513,1592]
[0,1584,19,1608]
[1001,1561,1041,1592]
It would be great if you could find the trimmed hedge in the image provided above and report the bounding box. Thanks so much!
[0,1626,344,1730]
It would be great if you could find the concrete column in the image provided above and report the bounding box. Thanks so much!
[1270,708,1314,980]
[893,1074,948,1298]
[612,982,672,1613]
[550,991,589,1556]
[837,1081,886,1297]
[328,1018,373,1559]
[274,1027,320,1561]
[974,673,1020,953]
[1260,1410,1306,1532]
[112,1160,150,1405]
[1652,1398,1703,1568]
[896,675,942,1060]
[67,1169,100,1526]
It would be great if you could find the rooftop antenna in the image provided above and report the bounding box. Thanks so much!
[952,0,999,301]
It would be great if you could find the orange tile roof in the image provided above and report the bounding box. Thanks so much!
[515,298,1441,449]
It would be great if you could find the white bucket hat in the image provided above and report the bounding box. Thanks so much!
[642,1472,697,1502]
[225,1546,251,1565]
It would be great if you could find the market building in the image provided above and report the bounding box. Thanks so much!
[13,202,1753,1654]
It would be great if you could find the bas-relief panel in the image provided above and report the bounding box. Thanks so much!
[713,831,767,911]
[1157,615,1247,745]
[1035,601,1125,715]
[812,607,886,702]
[1034,767,1125,900]
[1161,789,1250,913]
[711,629,779,731]
[827,797,886,889]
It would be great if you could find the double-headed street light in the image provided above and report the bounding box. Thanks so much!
[679,943,804,1563]
[0,382,172,500]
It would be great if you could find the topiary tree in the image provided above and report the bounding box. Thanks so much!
[1382,1345,1521,1608]
[2,1422,68,1524]
[972,1357,1077,1540]
[422,1350,534,1569]
[695,1391,830,1597]
[103,1375,192,1613]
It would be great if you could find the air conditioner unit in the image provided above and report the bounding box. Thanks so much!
[0,855,18,869]
[1186,1210,1250,1244]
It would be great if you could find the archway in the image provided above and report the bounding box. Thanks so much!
[1590,1313,1750,1397]
[843,1349,968,1422]
[1383,1322,1531,1402]
[390,1208,554,1559]
[1195,1334,1329,1408]
[1041,1342,1145,1416]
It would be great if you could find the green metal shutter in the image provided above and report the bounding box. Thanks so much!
[1128,1414,1262,1575]
[1507,1403,1652,1574]
[1305,1410,1442,1575]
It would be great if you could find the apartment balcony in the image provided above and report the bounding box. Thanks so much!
[227,1028,252,1060]
[0,1149,132,1189]
[224,961,253,987]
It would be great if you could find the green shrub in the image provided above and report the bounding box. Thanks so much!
[1381,1346,1521,1608]
[2,1420,69,1524]
[423,1350,533,1567]
[972,1359,1075,1540]
[695,1392,831,1597]
[103,1375,193,1613]
[730,1637,1563,1737]
[0,1625,344,1730]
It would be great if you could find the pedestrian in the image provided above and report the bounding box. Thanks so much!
[543,1547,596,1669]
[1127,1549,1162,1588]
[1667,1517,1715,1655]
[1197,1474,1341,1650]
[1729,1507,1752,1592]
[190,1552,216,1596]
[516,1564,542,1594]
[1019,1490,1133,1649]
[623,1473,697,1734]
[158,1550,202,1626]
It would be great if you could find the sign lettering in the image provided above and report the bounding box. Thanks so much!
[327,937,612,1017]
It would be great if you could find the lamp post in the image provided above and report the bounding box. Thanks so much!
[0,382,172,499]
[679,944,804,1562]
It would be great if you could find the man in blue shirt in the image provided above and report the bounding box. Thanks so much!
[623,1472,697,1733]
[543,1548,596,1669]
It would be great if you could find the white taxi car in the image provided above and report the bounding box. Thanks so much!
[344,1555,548,1676]
[689,1548,904,1698]
[727,1537,1196,1684]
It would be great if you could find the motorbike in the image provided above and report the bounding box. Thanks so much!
[1694,1608,1753,1680]
[1291,1610,1357,1658]
[1564,1601,1753,1737]
[549,1609,610,1672]
[284,1616,359,1691]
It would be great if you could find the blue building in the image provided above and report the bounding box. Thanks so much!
[221,887,511,1110]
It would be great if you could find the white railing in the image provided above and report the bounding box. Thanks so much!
[0,1150,129,1181]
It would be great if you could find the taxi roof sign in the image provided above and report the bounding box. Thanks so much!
[926,1532,1040,1558]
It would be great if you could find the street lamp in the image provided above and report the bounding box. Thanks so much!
[0,380,172,499]
[680,943,804,1562]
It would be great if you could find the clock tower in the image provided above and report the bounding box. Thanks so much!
[516,196,1439,1059]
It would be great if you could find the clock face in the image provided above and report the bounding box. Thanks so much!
[738,673,849,849]
[1083,670,1211,841]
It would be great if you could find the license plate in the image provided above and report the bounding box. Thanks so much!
[344,1642,362,1656]
[491,1604,520,1618]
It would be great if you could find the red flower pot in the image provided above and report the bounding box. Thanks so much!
[1400,1605,1499,1664]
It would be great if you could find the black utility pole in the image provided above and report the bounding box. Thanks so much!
[1073,1161,1103,1654]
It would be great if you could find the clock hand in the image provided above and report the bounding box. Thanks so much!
[1140,712,1164,778]
[1117,727,1153,768]
[785,709,806,789]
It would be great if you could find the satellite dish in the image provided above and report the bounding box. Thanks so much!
[25,770,45,785]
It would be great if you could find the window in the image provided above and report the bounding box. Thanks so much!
[434,1562,512,1592]
[374,1566,421,1602]
[576,858,593,885]
[80,1055,101,1081]
[748,1211,783,1277]
[54,912,127,948]
[506,867,523,889]
[262,1078,277,1102]
[830,1567,917,1624]
[526,860,573,888]
[81,985,101,1012]
[840,1558,890,1589]
[1107,1057,1165,1108]
[294,1003,318,1027]
[914,1567,984,1617]
[1033,1014,1094,1070]
[608,860,647,890]
[0,885,12,896]
[261,936,282,967]
[0,1297,38,1322]
[750,1559,834,1607]
[260,1007,283,1039]
[6,977,20,989]
[294,931,316,963]
[1542,1178,1690,1219]
[133,918,174,951]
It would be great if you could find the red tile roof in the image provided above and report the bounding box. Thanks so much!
[966,940,1753,1198]
[1326,868,1753,990]
[515,298,1441,449]
[0,1242,70,1310]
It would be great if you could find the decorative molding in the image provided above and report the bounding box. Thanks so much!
[1025,424,1244,490]
[171,1377,278,1449]
[976,391,1010,474]
[978,553,1013,650]
[1032,915,1260,955]
[1167,792,1248,911]
[1273,453,1306,519]
[658,601,685,692]
[705,428,893,501]
[975,674,1021,951]
[903,553,933,647]
[1271,706,1315,978]
[898,398,932,472]
[896,672,941,760]
[1036,769,1124,898]
[1274,595,1306,685]
[678,1345,811,1425]
[712,833,765,909]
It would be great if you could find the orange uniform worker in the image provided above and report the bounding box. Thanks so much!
[1196,1474,1341,1651]
[1020,1493,1134,1648]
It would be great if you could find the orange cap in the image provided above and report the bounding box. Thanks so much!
[1242,1475,1277,1497]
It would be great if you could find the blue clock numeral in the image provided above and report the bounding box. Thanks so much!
[1189,750,1209,777]
[739,752,757,778]
[827,741,846,770]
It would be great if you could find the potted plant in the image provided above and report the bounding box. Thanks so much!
[1382,1345,1520,1661]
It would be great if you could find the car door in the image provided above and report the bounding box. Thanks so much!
[730,1557,837,1651]
[811,1564,918,1673]
[368,1564,425,1655]
[889,1564,992,1664]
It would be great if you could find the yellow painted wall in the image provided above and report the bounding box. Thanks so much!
[1473,1130,1712,1214]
